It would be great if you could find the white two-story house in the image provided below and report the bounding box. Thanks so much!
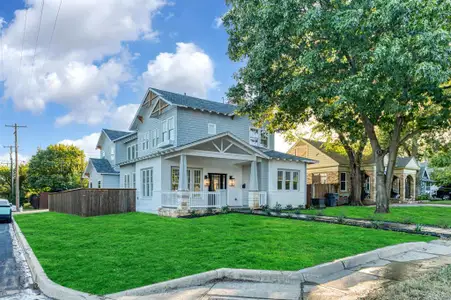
[87,88,316,214]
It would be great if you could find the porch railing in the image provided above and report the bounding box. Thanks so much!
[160,190,226,209]
[259,191,267,207]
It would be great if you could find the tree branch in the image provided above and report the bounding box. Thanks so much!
[399,129,421,146]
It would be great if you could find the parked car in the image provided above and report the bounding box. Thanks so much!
[436,186,451,200]
[10,204,17,212]
[0,199,12,223]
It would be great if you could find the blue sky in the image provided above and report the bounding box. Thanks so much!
[0,0,258,162]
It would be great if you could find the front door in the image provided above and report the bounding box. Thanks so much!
[208,173,227,206]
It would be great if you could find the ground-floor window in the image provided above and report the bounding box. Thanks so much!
[97,180,102,188]
[141,168,153,197]
[364,176,371,194]
[132,172,136,188]
[277,169,300,191]
[340,172,347,191]
[124,174,131,188]
[171,167,202,191]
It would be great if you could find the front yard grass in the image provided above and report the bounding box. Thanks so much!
[296,206,451,227]
[14,212,434,295]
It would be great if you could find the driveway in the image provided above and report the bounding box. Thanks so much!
[0,222,48,299]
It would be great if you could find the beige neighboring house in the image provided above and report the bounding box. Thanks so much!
[288,139,420,204]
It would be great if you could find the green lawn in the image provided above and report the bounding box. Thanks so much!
[15,212,434,295]
[296,206,451,227]
[429,200,451,205]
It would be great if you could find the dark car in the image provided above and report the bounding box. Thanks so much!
[436,186,451,200]
[0,199,12,223]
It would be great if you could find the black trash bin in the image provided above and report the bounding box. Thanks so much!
[312,198,326,209]
[325,193,339,207]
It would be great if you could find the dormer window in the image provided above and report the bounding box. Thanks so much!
[249,127,269,148]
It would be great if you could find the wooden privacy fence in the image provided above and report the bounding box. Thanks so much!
[49,188,136,217]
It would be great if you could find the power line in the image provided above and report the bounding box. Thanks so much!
[24,0,45,101]
[47,0,62,49]
[18,7,29,76]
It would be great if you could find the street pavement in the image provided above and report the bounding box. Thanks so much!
[0,222,48,300]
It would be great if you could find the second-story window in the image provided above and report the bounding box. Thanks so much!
[162,120,168,142]
[111,148,115,161]
[168,117,175,140]
[249,127,269,148]
[127,144,138,160]
[152,129,159,147]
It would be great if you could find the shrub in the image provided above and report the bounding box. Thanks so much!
[221,206,230,214]
[316,210,324,216]
[371,220,383,229]
[189,210,198,217]
[294,210,301,215]
[260,204,269,210]
[273,202,283,214]
[285,204,293,210]
[337,213,346,224]
[265,209,272,216]
[297,205,305,210]
[206,207,214,215]
[415,224,423,232]
[417,194,431,201]
[438,219,450,229]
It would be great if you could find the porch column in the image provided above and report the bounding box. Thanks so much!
[248,160,260,209]
[178,154,189,210]
[178,154,188,191]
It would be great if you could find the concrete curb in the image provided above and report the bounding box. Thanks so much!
[12,216,430,299]
[247,210,451,238]
[12,218,105,300]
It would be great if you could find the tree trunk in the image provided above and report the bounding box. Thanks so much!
[349,165,363,206]
[374,151,390,213]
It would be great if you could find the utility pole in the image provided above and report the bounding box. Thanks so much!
[3,145,14,203]
[5,123,27,209]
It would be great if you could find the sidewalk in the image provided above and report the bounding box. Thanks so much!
[113,240,451,300]
[13,209,49,215]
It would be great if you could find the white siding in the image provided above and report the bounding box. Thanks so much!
[267,160,307,208]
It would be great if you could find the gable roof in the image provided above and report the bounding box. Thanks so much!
[300,139,350,165]
[102,129,131,141]
[151,88,237,115]
[89,158,119,175]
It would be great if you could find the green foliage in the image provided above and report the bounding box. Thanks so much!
[221,206,230,214]
[27,144,87,192]
[430,151,451,186]
[273,202,282,213]
[15,212,432,294]
[417,194,431,201]
[415,224,423,232]
[0,164,30,204]
[285,204,293,210]
[224,0,451,210]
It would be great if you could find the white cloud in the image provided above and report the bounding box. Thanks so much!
[213,16,223,29]
[141,42,218,98]
[0,0,166,126]
[0,153,30,164]
[109,103,140,131]
[59,133,100,158]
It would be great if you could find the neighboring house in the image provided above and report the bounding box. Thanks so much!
[84,129,131,188]
[288,139,420,203]
[418,162,437,197]
[87,88,316,214]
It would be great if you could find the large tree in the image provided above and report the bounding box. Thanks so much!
[0,164,30,204]
[28,144,87,192]
[224,0,451,213]
[430,151,451,187]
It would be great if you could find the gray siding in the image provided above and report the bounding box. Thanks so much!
[102,175,120,188]
[177,107,270,146]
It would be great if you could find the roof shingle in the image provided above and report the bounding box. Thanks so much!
[90,158,119,174]
[151,88,236,115]
[103,129,131,141]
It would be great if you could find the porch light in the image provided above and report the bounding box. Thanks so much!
[204,175,210,186]
[229,176,236,187]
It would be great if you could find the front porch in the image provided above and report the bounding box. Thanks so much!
[137,133,270,216]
